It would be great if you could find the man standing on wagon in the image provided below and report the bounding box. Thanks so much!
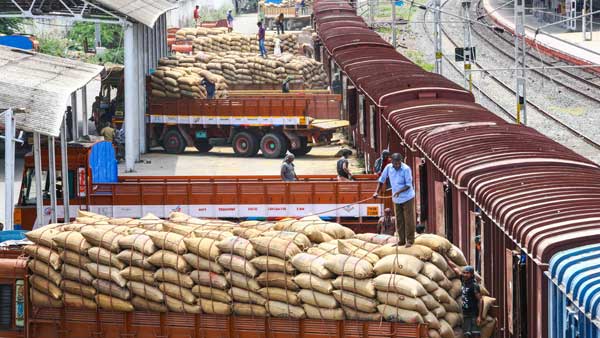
[372,153,415,247]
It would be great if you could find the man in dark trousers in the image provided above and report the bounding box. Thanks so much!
[373,153,415,247]
[65,106,73,141]
[201,78,216,99]
[448,263,483,337]
[336,148,353,181]
[377,208,396,236]
[282,76,291,93]
[257,21,267,58]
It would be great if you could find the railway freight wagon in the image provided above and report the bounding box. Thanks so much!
[312,1,600,338]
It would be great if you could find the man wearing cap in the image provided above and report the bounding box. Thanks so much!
[373,153,416,247]
[449,262,483,337]
[282,76,291,93]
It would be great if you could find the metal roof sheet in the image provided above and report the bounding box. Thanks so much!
[96,0,176,27]
[0,46,104,137]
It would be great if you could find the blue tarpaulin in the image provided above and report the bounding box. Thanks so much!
[0,36,34,50]
[89,141,118,183]
[265,0,283,4]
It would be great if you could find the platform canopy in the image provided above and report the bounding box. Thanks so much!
[0,46,104,137]
[0,0,176,27]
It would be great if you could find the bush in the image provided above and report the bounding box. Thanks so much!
[38,37,69,58]
[0,18,24,35]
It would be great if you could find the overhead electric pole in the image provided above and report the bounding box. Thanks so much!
[462,0,473,91]
[392,0,397,48]
[514,0,527,124]
[434,0,443,74]
[583,0,592,41]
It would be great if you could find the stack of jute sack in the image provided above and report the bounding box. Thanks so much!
[151,57,229,99]
[25,211,492,338]
[174,28,298,54]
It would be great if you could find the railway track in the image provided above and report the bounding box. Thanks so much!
[419,0,600,157]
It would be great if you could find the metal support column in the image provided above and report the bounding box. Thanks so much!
[82,86,88,136]
[95,23,102,48]
[392,0,397,48]
[434,0,443,74]
[515,0,527,124]
[124,23,137,172]
[61,115,71,222]
[70,92,78,141]
[462,0,473,91]
[369,0,375,26]
[3,109,15,230]
[33,133,43,227]
[583,0,592,41]
[137,24,146,155]
[48,137,57,223]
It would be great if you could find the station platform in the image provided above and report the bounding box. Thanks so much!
[483,0,600,71]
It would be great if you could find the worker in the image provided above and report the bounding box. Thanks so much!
[331,73,342,94]
[91,96,102,131]
[377,208,396,236]
[194,5,200,26]
[373,153,415,247]
[201,78,216,99]
[227,9,234,32]
[282,76,291,93]
[280,153,298,181]
[448,263,483,337]
[295,0,301,16]
[276,13,285,35]
[374,149,391,175]
[257,21,267,58]
[65,106,73,141]
[336,148,353,181]
[100,122,116,142]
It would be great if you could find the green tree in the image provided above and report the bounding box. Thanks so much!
[0,18,24,35]
[68,22,124,50]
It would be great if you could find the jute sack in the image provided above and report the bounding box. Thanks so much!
[62,264,94,285]
[118,234,157,255]
[96,294,134,312]
[373,254,424,277]
[332,276,376,298]
[80,228,121,252]
[85,263,128,287]
[256,272,299,290]
[183,253,225,273]
[438,277,453,291]
[250,237,301,260]
[199,298,233,315]
[293,273,333,294]
[345,239,380,252]
[414,234,452,253]
[147,231,186,254]
[88,247,126,269]
[443,297,461,313]
[120,267,156,284]
[131,296,168,312]
[342,306,382,321]
[28,260,62,285]
[127,281,164,302]
[92,279,131,300]
[332,290,378,313]
[438,319,454,338]
[337,241,379,265]
[376,291,428,315]
[258,287,300,305]
[432,287,452,304]
[291,253,333,279]
[190,270,229,290]
[193,229,234,240]
[192,285,232,303]
[481,296,496,318]
[232,302,267,316]
[63,292,97,309]
[449,278,462,299]
[164,295,201,313]
[266,301,306,319]
[29,275,62,299]
[430,251,449,272]
[159,282,195,304]
[24,245,61,270]
[217,236,257,259]
[148,250,191,273]
[60,250,92,267]
[373,274,428,297]
[421,293,442,310]
[298,289,338,309]
[154,268,194,288]
[374,244,433,260]
[30,288,62,307]
[230,287,267,305]
[480,317,497,338]
[303,304,345,320]
[424,312,441,330]
[324,254,374,279]
[447,244,468,267]
[260,231,311,250]
[432,306,447,318]
[415,274,439,293]
[117,250,154,270]
[232,227,263,239]
[218,254,258,277]
[353,233,397,245]
[444,312,462,327]
[377,304,424,323]
[60,279,96,298]
[251,256,295,273]
[25,225,60,247]
[52,231,91,253]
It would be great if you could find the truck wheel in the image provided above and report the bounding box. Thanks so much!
[260,132,287,158]
[233,131,259,157]
[194,139,213,153]
[162,129,187,154]
[291,137,312,156]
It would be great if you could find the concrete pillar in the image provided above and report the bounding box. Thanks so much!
[61,116,70,222]
[137,24,146,154]
[48,136,57,223]
[124,23,138,172]
[3,109,15,230]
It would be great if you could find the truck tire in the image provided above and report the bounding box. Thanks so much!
[162,129,187,154]
[194,139,213,153]
[233,131,259,157]
[291,137,312,156]
[260,132,287,158]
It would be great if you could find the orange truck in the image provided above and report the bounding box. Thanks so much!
[14,141,385,231]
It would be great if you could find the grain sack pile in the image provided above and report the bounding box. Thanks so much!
[26,211,484,338]
[175,27,298,54]
[151,57,229,99]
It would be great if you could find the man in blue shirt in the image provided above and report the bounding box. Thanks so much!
[373,153,416,247]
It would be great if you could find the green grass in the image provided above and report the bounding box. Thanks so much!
[404,50,434,72]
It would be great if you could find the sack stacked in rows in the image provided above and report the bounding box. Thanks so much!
[151,57,229,99]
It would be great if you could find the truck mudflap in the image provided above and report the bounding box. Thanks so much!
[28,308,429,338]
[310,119,350,130]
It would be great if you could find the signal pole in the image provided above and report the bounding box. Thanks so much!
[462,0,473,91]
[514,0,527,124]
[434,0,443,74]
